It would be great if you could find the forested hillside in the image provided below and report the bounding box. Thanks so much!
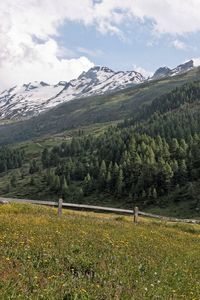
[39,128,200,212]
[1,81,200,217]
[127,81,200,140]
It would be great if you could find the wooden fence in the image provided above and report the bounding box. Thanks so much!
[1,197,200,224]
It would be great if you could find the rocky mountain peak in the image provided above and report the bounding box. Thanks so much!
[0,59,197,121]
[152,60,194,81]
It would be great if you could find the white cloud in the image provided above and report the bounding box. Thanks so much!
[172,40,188,50]
[1,0,200,89]
[0,0,95,89]
[133,64,153,78]
[193,57,200,67]
[89,0,200,36]
[77,47,104,57]
[64,0,200,37]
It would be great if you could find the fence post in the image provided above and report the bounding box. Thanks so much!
[58,198,63,217]
[133,206,139,223]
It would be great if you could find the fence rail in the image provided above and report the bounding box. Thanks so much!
[1,197,200,224]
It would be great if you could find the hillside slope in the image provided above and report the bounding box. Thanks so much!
[0,60,194,121]
[1,80,200,217]
[0,66,200,145]
[0,66,144,120]
[0,203,199,299]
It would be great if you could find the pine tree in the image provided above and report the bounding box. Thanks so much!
[116,168,123,196]
[106,171,112,191]
[142,190,146,199]
[10,174,17,187]
[29,159,39,174]
[83,173,92,195]
[178,159,187,184]
[161,162,174,191]
[51,175,60,193]
[5,182,11,193]
[46,168,54,185]
[41,148,50,168]
[78,187,84,197]
[61,177,68,197]
[152,187,157,200]
[30,176,35,186]
[170,138,179,157]
[99,160,107,190]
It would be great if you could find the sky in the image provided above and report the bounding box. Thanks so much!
[1,0,200,89]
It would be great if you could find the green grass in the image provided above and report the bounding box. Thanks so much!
[0,203,200,299]
[147,202,200,220]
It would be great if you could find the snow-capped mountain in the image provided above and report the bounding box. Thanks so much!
[0,60,196,121]
[151,60,194,81]
[0,66,145,120]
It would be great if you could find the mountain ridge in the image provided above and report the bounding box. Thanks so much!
[151,60,194,80]
[0,65,200,146]
[0,60,196,121]
[0,66,145,120]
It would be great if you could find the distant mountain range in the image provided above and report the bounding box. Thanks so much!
[151,60,194,80]
[0,60,195,120]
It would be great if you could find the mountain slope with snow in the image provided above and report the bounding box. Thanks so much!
[151,60,194,81]
[0,66,145,120]
[0,60,197,121]
[0,64,200,146]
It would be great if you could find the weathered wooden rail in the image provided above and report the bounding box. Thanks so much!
[0,197,200,224]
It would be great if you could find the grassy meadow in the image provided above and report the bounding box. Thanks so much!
[0,203,200,299]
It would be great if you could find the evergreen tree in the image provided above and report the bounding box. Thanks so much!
[5,182,11,193]
[51,175,60,193]
[106,171,112,192]
[30,176,36,186]
[61,177,68,197]
[41,148,50,168]
[99,160,107,190]
[10,174,17,187]
[83,173,92,195]
[29,159,39,174]
[116,168,123,196]
[152,187,157,201]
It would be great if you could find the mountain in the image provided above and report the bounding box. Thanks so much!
[151,67,172,80]
[0,64,200,146]
[0,66,145,121]
[0,60,197,122]
[2,79,200,218]
[152,60,194,80]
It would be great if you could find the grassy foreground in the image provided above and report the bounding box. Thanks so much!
[0,204,200,299]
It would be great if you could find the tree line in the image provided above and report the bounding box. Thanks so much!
[0,147,24,173]
[40,126,200,206]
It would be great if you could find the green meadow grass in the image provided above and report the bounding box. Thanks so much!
[0,203,199,299]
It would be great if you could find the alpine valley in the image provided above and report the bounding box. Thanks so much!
[2,2,200,299]
[0,59,200,219]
